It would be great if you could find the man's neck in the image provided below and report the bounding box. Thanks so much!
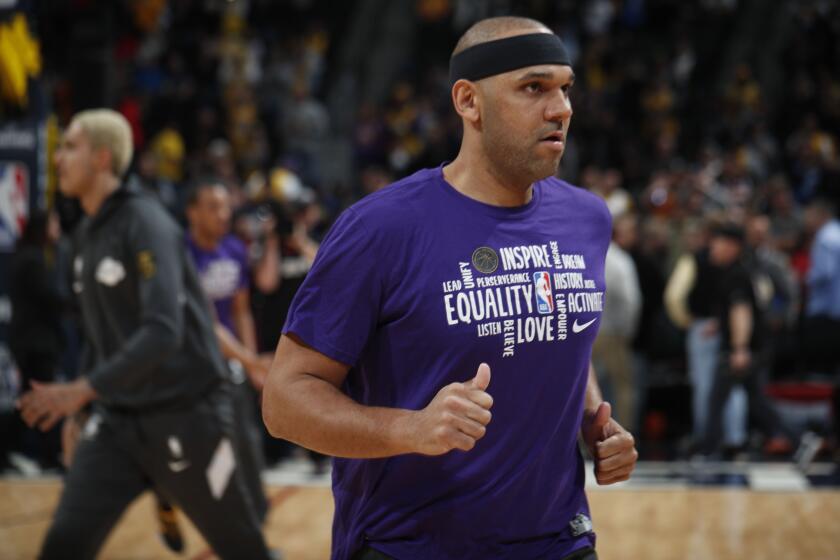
[80,174,121,216]
[190,228,220,251]
[443,150,534,207]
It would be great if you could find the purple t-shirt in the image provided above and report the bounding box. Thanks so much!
[185,233,249,333]
[284,166,611,560]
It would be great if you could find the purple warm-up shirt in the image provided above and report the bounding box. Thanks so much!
[185,233,249,333]
[284,166,611,560]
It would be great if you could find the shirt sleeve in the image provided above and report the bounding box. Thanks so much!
[86,200,186,400]
[808,236,836,288]
[664,254,696,329]
[282,208,386,366]
[726,268,754,306]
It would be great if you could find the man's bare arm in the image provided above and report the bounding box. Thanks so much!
[261,334,493,459]
[583,361,604,416]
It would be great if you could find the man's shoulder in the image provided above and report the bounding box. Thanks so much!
[346,168,440,223]
[121,189,180,231]
[121,187,171,217]
[541,176,609,210]
[817,220,840,247]
[220,233,247,255]
[540,176,612,234]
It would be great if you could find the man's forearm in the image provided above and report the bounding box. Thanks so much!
[254,236,280,293]
[215,323,257,366]
[73,377,98,407]
[87,322,179,401]
[262,373,419,458]
[730,303,752,349]
[232,290,259,354]
[584,361,603,414]
[237,314,259,354]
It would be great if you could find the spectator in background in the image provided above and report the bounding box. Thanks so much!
[665,222,748,454]
[129,148,180,214]
[592,168,633,218]
[613,214,670,427]
[744,214,799,375]
[701,224,798,456]
[251,181,325,471]
[185,180,270,524]
[765,175,803,255]
[592,220,642,432]
[9,210,66,470]
[281,82,330,186]
[801,199,840,463]
[801,199,840,374]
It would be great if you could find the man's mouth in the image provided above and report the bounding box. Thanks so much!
[539,131,565,148]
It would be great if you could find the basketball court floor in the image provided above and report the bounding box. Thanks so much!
[2,459,838,560]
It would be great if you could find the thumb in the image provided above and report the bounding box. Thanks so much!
[466,363,491,391]
[590,401,612,434]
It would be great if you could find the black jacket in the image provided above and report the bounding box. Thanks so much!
[73,183,226,409]
[687,249,719,319]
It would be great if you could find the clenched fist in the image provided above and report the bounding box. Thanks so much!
[412,363,493,455]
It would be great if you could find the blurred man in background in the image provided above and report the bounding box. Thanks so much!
[801,199,840,460]
[592,215,642,432]
[17,109,271,560]
[9,210,66,471]
[185,179,270,524]
[801,199,840,374]
[700,224,797,456]
[665,222,748,455]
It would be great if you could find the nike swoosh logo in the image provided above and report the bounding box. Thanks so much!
[572,318,598,333]
[168,460,191,473]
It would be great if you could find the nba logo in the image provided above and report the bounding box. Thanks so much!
[0,162,29,251]
[533,271,553,314]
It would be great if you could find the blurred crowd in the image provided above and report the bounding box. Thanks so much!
[3,0,839,472]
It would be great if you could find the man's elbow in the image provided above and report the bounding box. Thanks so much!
[161,327,184,356]
[261,383,287,439]
[142,318,182,357]
[255,273,279,294]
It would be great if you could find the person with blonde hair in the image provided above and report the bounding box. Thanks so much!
[17,109,271,559]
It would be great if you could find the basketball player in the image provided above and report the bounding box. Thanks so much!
[262,17,637,560]
[185,179,270,521]
[17,109,270,559]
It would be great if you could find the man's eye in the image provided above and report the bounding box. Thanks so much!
[525,83,543,93]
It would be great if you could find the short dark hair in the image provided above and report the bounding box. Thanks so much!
[806,197,837,217]
[711,222,746,243]
[186,179,227,207]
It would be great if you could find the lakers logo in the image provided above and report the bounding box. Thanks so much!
[137,250,156,279]
[471,247,499,274]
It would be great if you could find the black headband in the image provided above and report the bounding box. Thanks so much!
[449,33,571,84]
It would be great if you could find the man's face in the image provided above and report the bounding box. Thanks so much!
[188,186,231,243]
[54,122,99,198]
[746,216,770,247]
[709,236,742,266]
[478,63,574,183]
[803,206,828,234]
[614,217,639,250]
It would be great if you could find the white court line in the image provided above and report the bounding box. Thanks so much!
[747,464,810,492]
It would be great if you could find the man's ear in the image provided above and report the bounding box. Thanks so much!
[94,146,113,174]
[451,79,482,125]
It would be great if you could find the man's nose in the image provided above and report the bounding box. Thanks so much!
[546,90,572,122]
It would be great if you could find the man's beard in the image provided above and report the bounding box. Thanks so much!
[483,132,562,186]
